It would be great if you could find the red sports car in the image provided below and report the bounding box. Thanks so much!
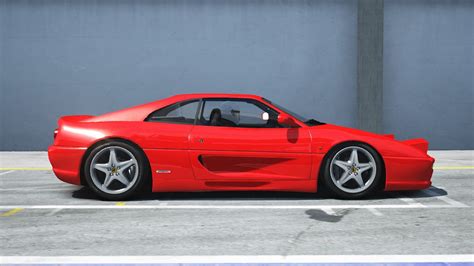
[48,93,434,200]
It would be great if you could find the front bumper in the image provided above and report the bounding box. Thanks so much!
[384,155,435,191]
[48,145,87,185]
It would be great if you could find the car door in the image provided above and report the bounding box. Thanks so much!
[188,98,312,181]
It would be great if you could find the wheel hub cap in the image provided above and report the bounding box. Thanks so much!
[90,146,139,195]
[329,146,377,194]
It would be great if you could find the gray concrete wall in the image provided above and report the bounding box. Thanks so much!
[1,0,473,151]
[383,0,474,149]
[0,0,357,151]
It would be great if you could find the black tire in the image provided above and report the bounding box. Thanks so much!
[84,140,148,201]
[322,142,383,199]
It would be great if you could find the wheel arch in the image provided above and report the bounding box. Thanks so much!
[317,140,386,191]
[79,137,152,190]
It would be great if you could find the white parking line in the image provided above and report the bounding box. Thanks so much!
[321,207,336,215]
[397,196,416,204]
[0,203,467,210]
[0,170,15,176]
[367,208,383,216]
[422,189,469,207]
[45,208,63,217]
[0,254,472,264]
[396,194,425,207]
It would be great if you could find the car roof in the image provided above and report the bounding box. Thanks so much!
[168,93,264,101]
[86,93,265,122]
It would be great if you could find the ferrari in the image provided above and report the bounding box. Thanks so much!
[48,93,435,200]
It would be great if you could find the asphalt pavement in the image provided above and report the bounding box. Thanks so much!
[0,151,472,263]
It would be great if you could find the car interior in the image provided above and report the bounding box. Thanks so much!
[147,99,282,128]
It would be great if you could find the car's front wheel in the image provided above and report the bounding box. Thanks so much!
[84,141,147,200]
[322,143,383,199]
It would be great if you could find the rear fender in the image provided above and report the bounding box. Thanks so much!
[53,115,96,146]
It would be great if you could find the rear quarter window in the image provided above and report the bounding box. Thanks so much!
[145,100,199,125]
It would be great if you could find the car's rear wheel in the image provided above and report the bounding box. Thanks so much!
[84,141,147,200]
[322,143,382,199]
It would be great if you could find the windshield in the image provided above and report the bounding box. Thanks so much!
[263,98,307,122]
[263,98,324,126]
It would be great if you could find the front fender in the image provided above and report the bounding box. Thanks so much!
[310,124,435,191]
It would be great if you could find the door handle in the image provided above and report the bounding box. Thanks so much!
[195,138,204,143]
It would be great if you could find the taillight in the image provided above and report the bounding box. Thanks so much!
[54,128,58,139]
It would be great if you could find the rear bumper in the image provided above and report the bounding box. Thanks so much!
[48,145,87,185]
[384,155,435,191]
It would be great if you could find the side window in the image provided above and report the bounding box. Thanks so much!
[146,100,199,124]
[199,99,278,128]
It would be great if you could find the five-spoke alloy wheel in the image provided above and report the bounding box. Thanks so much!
[84,141,147,200]
[322,143,382,199]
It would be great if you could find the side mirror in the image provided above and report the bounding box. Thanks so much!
[277,113,299,127]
